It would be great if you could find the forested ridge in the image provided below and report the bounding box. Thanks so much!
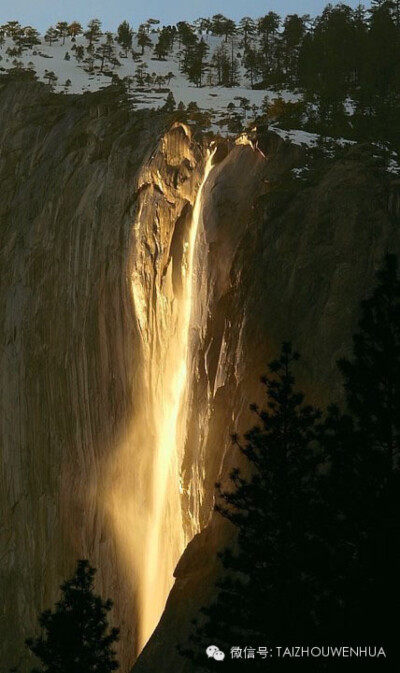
[2,2,400,146]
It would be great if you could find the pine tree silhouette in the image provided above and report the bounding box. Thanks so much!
[182,343,324,670]
[325,254,400,651]
[181,259,400,671]
[25,560,119,673]
[338,253,400,471]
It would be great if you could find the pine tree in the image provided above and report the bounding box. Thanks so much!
[26,560,119,673]
[84,19,102,47]
[44,27,58,46]
[211,14,236,42]
[135,62,148,86]
[20,27,41,49]
[258,11,280,47]
[243,45,260,87]
[211,43,230,86]
[338,254,400,471]
[2,20,21,38]
[154,30,169,60]
[183,344,324,668]
[137,24,152,55]
[163,91,176,112]
[182,37,209,86]
[95,33,115,73]
[44,70,58,88]
[74,45,85,62]
[176,21,196,49]
[56,21,69,45]
[280,14,306,84]
[117,20,133,57]
[321,255,400,648]
[238,16,256,50]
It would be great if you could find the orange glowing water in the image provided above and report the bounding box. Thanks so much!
[106,149,215,654]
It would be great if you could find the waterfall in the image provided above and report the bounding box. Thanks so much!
[138,149,215,649]
[105,147,215,655]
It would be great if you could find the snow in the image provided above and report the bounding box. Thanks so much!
[0,29,371,150]
[291,166,310,179]
[0,32,299,131]
[386,155,400,175]
[271,127,320,148]
[271,126,357,151]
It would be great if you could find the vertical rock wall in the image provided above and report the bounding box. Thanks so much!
[1,78,400,673]
[0,80,204,671]
[133,136,400,672]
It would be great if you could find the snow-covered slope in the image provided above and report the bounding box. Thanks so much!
[0,31,299,132]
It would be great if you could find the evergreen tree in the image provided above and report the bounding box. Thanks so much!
[163,91,176,112]
[55,21,69,45]
[74,45,85,62]
[257,11,280,47]
[243,45,260,87]
[211,43,231,86]
[44,70,58,87]
[2,20,22,38]
[84,19,102,47]
[194,17,212,34]
[176,21,196,49]
[154,28,171,60]
[137,24,152,55]
[20,27,41,48]
[95,32,116,72]
[117,20,133,57]
[182,37,209,86]
[165,71,175,86]
[321,255,400,649]
[183,344,324,668]
[280,14,306,84]
[238,16,256,50]
[26,560,119,673]
[135,62,148,86]
[338,254,400,468]
[211,14,236,42]
[227,35,240,86]
[44,26,58,46]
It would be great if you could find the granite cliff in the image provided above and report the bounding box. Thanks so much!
[0,78,399,672]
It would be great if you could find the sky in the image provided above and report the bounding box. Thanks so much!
[0,0,371,32]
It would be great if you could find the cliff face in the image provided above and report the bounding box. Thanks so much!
[133,138,400,671]
[0,78,399,673]
[0,80,205,669]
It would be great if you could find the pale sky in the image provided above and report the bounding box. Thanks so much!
[0,1,371,32]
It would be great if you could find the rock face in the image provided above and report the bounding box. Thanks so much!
[0,79,205,670]
[132,138,400,671]
[0,77,399,673]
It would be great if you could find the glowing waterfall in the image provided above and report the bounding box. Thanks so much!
[106,148,215,657]
[136,150,214,649]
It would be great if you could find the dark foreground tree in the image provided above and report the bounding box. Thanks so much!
[181,256,400,670]
[26,560,119,673]
[322,254,400,650]
[182,344,325,669]
[338,253,400,467]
